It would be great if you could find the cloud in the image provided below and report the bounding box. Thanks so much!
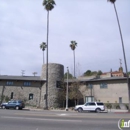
[0,0,130,77]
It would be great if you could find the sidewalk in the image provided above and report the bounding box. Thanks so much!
[106,109,129,113]
[25,107,129,113]
[24,107,73,112]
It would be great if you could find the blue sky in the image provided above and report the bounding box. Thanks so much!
[0,0,130,77]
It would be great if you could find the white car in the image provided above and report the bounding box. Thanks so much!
[75,102,105,113]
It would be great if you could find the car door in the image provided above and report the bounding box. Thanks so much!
[83,102,96,111]
[83,102,92,111]
[7,101,14,108]
[12,101,17,108]
[7,101,16,108]
[89,102,96,111]
[82,103,88,110]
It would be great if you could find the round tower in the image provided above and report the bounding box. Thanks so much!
[40,63,64,108]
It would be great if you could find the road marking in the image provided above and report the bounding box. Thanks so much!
[1,116,82,122]
[57,113,68,116]
[13,113,130,119]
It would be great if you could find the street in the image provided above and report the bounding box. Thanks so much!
[0,109,130,130]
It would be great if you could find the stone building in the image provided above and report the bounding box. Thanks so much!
[0,63,130,108]
[40,63,64,108]
[0,63,64,108]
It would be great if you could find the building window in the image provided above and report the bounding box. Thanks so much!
[29,93,33,100]
[100,83,107,89]
[87,84,93,89]
[23,82,31,86]
[10,92,14,99]
[56,81,63,88]
[6,81,13,86]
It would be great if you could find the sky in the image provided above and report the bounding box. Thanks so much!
[0,0,130,77]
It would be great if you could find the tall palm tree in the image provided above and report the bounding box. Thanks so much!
[43,0,56,109]
[40,42,47,64]
[70,41,77,78]
[108,0,130,111]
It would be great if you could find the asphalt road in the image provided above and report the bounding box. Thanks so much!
[0,109,130,130]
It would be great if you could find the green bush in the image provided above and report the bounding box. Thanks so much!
[5,96,10,102]
[106,103,112,109]
[1,95,5,101]
[125,104,129,110]
[114,103,120,109]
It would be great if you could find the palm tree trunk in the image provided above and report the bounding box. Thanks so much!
[73,50,75,78]
[43,51,44,64]
[45,10,49,109]
[113,3,130,111]
[1,86,5,104]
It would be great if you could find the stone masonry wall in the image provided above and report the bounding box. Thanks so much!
[0,85,41,107]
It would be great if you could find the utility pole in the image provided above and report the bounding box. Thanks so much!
[33,72,37,76]
[21,70,25,76]
[65,67,69,111]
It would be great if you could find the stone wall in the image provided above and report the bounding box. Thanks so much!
[0,85,41,107]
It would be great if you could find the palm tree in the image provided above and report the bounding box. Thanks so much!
[43,0,56,109]
[70,41,77,78]
[40,42,47,64]
[108,0,130,111]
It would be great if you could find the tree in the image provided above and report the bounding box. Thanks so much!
[43,0,56,109]
[108,0,130,111]
[97,70,102,76]
[84,70,102,77]
[69,81,83,106]
[64,72,73,79]
[70,41,77,78]
[56,87,66,108]
[84,70,92,76]
[40,42,47,64]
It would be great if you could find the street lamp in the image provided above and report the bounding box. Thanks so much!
[65,67,69,111]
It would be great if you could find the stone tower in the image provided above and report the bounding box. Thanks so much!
[40,63,64,108]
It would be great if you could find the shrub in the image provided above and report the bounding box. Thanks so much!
[5,96,10,102]
[114,103,120,109]
[106,103,112,109]
[125,104,129,110]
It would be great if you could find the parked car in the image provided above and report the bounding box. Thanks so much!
[75,102,105,113]
[1,100,25,110]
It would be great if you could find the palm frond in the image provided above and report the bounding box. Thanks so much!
[40,42,47,51]
[107,0,116,4]
[43,0,56,11]
[70,41,77,50]
[43,0,47,6]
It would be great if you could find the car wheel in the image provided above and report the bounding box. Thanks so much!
[96,108,101,113]
[2,106,5,109]
[15,106,19,110]
[78,108,83,112]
